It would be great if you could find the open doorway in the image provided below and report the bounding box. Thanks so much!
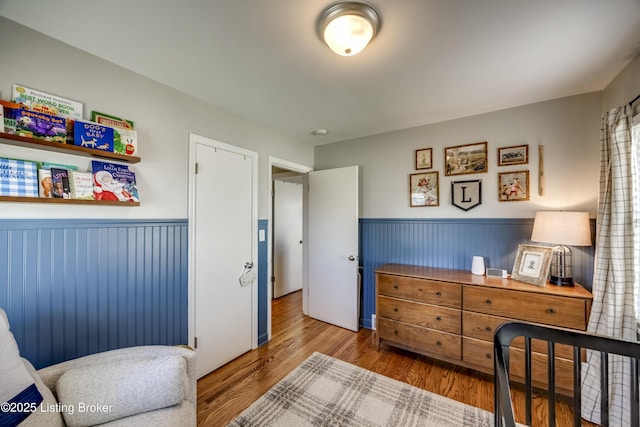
[267,157,313,342]
[272,167,303,299]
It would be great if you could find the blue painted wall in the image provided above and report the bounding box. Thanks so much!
[0,219,188,369]
[359,218,595,329]
[1,217,595,368]
[257,219,268,346]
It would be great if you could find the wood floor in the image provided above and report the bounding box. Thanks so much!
[197,290,595,426]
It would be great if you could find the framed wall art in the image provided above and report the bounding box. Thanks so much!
[451,179,481,211]
[498,170,529,202]
[511,244,553,286]
[409,171,439,207]
[444,141,488,176]
[498,144,528,166]
[415,148,432,170]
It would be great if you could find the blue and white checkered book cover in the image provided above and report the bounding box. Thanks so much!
[0,158,39,197]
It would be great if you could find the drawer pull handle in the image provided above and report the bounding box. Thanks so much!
[436,316,442,321]
[485,299,492,305]
[436,341,442,346]
[485,353,492,359]
[393,307,398,312]
[394,330,399,335]
[547,308,556,314]
[393,285,399,290]
[485,326,492,332]
[436,292,442,297]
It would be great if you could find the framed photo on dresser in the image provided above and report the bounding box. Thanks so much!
[511,244,552,286]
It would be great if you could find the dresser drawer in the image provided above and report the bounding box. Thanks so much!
[462,311,508,341]
[377,273,461,308]
[379,296,461,334]
[462,312,575,360]
[463,337,575,393]
[378,318,461,360]
[463,286,588,330]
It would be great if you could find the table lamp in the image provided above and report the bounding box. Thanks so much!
[530,211,592,286]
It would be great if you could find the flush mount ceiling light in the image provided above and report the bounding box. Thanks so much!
[317,2,380,56]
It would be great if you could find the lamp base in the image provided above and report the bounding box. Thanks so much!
[550,274,574,287]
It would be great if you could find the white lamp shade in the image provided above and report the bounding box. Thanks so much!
[531,211,592,246]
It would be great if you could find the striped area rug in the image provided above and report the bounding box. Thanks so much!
[227,352,495,427]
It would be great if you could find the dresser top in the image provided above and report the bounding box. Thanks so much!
[375,263,592,299]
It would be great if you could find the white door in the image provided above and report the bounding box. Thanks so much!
[189,135,257,379]
[307,166,359,331]
[273,179,303,298]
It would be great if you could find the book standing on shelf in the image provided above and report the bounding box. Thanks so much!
[12,84,83,120]
[91,160,139,202]
[15,110,66,143]
[72,121,114,151]
[0,158,38,197]
[91,111,137,156]
[69,171,94,200]
[50,167,71,199]
[38,169,52,197]
[38,162,78,172]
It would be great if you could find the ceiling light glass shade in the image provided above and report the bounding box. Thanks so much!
[318,2,380,56]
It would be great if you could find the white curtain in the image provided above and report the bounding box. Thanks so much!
[581,104,639,425]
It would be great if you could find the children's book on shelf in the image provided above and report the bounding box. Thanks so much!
[72,121,114,151]
[91,160,139,202]
[90,111,134,129]
[37,162,78,171]
[15,110,66,143]
[1,101,15,134]
[69,171,94,200]
[90,111,137,156]
[38,169,52,198]
[50,167,71,199]
[1,100,28,134]
[0,158,38,197]
[112,127,137,156]
[12,84,83,120]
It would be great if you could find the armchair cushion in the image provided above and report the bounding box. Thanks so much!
[56,356,187,427]
[19,358,64,427]
[0,308,43,426]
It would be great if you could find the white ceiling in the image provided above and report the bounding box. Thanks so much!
[1,0,639,146]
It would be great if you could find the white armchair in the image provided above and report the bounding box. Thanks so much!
[1,308,196,426]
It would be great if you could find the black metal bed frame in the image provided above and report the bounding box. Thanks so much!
[494,321,640,427]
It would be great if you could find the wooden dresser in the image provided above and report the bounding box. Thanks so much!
[375,263,592,395]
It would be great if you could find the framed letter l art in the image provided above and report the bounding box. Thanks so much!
[451,180,481,211]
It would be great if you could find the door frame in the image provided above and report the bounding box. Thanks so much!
[267,156,313,341]
[188,133,259,349]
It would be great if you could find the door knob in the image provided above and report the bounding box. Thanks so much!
[348,255,356,261]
